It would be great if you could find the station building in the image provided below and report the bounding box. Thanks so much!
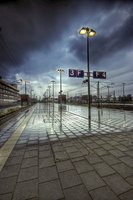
[0,79,20,107]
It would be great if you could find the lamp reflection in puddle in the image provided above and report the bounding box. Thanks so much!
[52,103,55,128]
[59,108,63,133]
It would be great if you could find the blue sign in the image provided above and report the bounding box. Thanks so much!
[93,71,106,79]
[69,69,84,78]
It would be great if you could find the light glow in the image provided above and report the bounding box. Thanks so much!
[79,27,96,37]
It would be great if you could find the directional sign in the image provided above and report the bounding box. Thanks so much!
[93,71,106,79]
[69,69,84,78]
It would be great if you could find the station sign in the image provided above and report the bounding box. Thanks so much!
[69,69,84,78]
[93,71,106,79]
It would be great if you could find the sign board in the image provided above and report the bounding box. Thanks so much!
[69,69,84,78]
[93,71,106,79]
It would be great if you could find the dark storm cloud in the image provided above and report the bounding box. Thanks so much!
[0,0,133,77]
[0,0,79,76]
[69,12,133,65]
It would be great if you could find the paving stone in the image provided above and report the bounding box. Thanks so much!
[81,138,92,144]
[79,148,89,155]
[39,150,52,158]
[59,169,82,189]
[64,184,92,200]
[119,190,133,200]
[21,157,38,168]
[86,153,102,164]
[126,176,133,185]
[56,160,74,172]
[102,144,114,150]
[87,143,99,149]
[39,180,64,200]
[74,159,93,174]
[68,151,83,159]
[90,136,99,141]
[0,176,17,194]
[13,179,38,200]
[120,156,133,167]
[125,150,133,157]
[116,145,129,151]
[0,193,12,200]
[39,157,55,168]
[39,144,51,151]
[39,166,58,183]
[5,156,23,166]
[54,151,69,161]
[93,162,115,177]
[100,136,111,141]
[62,141,74,147]
[26,144,38,152]
[95,139,106,145]
[18,166,38,182]
[102,154,121,165]
[103,174,132,195]
[71,157,85,162]
[14,144,26,149]
[65,146,78,153]
[94,148,108,156]
[10,149,25,157]
[74,143,83,148]
[107,140,119,146]
[111,137,123,142]
[52,145,64,152]
[109,149,125,158]
[90,186,119,200]
[0,165,20,178]
[80,171,105,191]
[112,163,133,178]
[24,150,38,158]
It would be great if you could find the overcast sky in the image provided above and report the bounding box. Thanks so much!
[0,0,133,98]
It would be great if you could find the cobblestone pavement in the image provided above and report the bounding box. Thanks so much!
[0,103,133,200]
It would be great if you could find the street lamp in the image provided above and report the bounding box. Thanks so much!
[48,86,51,102]
[57,68,65,109]
[51,81,55,104]
[79,27,96,128]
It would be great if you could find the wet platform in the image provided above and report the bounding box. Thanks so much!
[0,103,133,200]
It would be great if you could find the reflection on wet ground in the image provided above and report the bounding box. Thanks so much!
[0,103,133,148]
[1,103,133,199]
[16,103,133,144]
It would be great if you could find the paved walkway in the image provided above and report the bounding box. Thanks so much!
[0,103,133,200]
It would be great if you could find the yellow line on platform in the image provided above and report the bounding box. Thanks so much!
[0,110,33,172]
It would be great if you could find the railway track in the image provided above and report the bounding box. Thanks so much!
[0,105,33,128]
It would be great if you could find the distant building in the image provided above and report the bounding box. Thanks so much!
[20,94,29,106]
[0,79,20,107]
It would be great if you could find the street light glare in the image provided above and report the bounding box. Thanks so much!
[79,28,87,35]
[79,27,96,37]
[88,29,96,37]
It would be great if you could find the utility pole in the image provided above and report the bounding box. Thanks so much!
[48,86,51,102]
[51,81,55,104]
[122,83,126,96]
[57,68,65,109]
[107,85,110,102]
[113,90,116,103]
[97,81,100,108]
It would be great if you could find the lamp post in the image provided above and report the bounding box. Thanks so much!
[48,86,51,102]
[51,81,55,104]
[57,68,65,109]
[79,27,96,128]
